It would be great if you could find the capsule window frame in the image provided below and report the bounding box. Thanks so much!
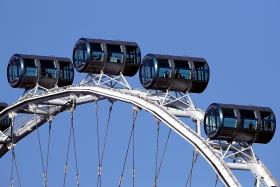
[205,105,221,136]
[106,43,124,64]
[38,59,57,79]
[221,107,238,129]
[73,41,89,70]
[157,58,172,79]
[8,56,23,85]
[173,59,192,80]
[23,58,38,78]
[58,60,74,83]
[239,109,258,130]
[259,111,276,132]
[192,61,210,82]
[89,42,105,62]
[125,45,141,65]
[139,56,157,87]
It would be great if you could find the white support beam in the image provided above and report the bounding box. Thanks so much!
[227,163,250,171]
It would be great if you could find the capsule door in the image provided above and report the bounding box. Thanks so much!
[152,57,173,91]
[219,106,240,141]
[56,58,74,87]
[38,58,58,89]
[102,43,124,75]
[122,44,141,76]
[169,58,192,92]
[234,109,258,143]
[86,40,105,73]
[21,57,39,88]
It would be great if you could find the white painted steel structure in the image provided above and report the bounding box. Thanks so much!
[0,83,278,187]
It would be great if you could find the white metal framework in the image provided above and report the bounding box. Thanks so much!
[0,78,278,187]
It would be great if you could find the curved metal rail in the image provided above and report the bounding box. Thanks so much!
[0,85,278,187]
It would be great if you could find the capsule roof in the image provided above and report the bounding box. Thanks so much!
[79,38,139,47]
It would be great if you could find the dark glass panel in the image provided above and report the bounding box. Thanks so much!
[126,46,141,65]
[59,61,73,81]
[158,59,171,78]
[90,43,104,61]
[205,107,220,135]
[40,60,56,79]
[193,62,209,81]
[140,59,155,84]
[24,58,37,77]
[106,44,123,64]
[260,111,275,132]
[9,59,21,83]
[74,43,87,67]
[239,110,257,130]
[222,108,237,128]
[174,60,191,80]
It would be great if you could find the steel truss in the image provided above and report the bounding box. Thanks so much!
[0,78,278,187]
[80,73,131,89]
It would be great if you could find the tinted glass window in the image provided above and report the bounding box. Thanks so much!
[74,42,87,67]
[90,43,104,61]
[239,109,257,130]
[193,62,209,81]
[8,59,21,83]
[140,59,155,84]
[260,111,275,132]
[107,44,123,64]
[59,61,73,81]
[126,46,141,65]
[40,60,56,79]
[174,60,191,80]
[24,58,37,77]
[205,107,220,135]
[158,59,171,78]
[222,108,237,128]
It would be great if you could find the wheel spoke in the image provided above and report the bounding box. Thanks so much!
[118,108,138,187]
[185,150,199,187]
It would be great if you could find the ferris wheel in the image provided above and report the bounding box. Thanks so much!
[0,38,278,187]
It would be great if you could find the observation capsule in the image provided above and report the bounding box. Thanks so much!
[139,54,210,93]
[0,103,11,132]
[72,38,141,76]
[7,54,74,89]
[204,103,276,144]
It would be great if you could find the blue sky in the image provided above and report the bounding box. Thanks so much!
[0,0,279,186]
